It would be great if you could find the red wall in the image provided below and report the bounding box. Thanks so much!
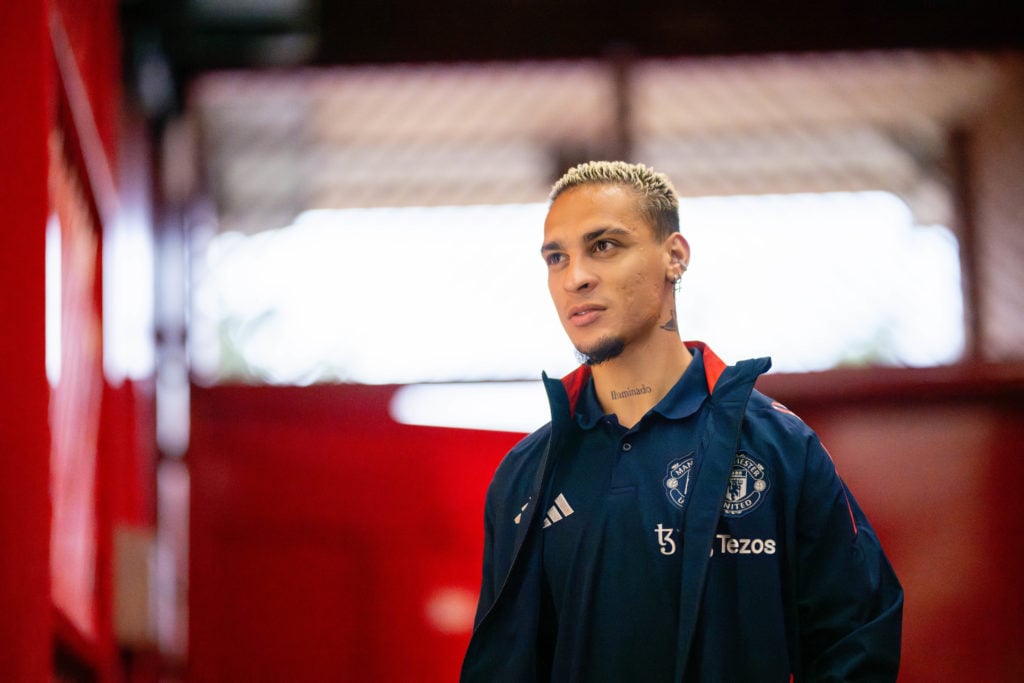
[762,365,1024,681]
[189,384,521,682]
[190,366,1024,681]
[0,1,155,680]
[0,1,53,679]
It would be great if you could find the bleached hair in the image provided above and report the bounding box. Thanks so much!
[549,160,680,239]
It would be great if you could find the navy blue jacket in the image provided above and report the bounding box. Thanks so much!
[461,343,903,682]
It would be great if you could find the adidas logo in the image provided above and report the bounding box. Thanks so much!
[541,493,574,528]
[513,501,529,525]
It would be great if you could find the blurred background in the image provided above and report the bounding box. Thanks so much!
[2,0,1023,680]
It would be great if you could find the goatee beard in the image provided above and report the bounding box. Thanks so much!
[575,336,626,366]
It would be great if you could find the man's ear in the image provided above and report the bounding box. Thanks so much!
[665,233,690,281]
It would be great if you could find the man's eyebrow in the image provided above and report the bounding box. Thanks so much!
[540,239,562,255]
[582,226,630,243]
[540,226,632,254]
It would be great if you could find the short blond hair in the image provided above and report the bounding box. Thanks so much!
[550,160,680,239]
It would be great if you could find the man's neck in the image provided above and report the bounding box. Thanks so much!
[590,337,692,429]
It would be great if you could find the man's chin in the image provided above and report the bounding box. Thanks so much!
[575,337,626,366]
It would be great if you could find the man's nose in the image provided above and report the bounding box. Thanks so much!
[563,257,597,292]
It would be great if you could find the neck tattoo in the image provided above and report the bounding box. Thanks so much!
[610,384,652,401]
[660,308,679,332]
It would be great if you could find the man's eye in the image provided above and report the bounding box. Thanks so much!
[545,253,564,266]
[594,240,616,253]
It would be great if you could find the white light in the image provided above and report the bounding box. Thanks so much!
[192,203,576,385]
[104,212,156,384]
[46,214,62,387]
[390,382,549,433]
[191,191,964,392]
[423,586,478,635]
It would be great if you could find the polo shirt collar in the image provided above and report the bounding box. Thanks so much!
[574,347,710,429]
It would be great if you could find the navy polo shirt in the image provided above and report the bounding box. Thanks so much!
[540,348,710,682]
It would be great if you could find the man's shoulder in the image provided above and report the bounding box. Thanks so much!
[489,422,551,489]
[738,388,820,452]
[745,388,811,424]
[480,423,553,526]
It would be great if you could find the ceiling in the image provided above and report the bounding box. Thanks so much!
[121,0,1023,117]
[186,51,1011,235]
[125,1,1019,237]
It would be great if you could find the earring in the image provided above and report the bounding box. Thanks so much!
[674,259,688,290]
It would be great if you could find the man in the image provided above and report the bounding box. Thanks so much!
[461,161,903,682]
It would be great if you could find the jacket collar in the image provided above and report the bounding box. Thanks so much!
[545,340,735,421]
[575,346,718,428]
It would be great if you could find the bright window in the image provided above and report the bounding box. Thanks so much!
[191,191,963,390]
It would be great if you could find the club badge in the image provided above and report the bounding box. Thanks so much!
[723,451,770,518]
[663,454,696,509]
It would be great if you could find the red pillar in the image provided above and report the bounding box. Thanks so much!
[0,0,54,680]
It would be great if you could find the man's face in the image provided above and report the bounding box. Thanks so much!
[541,184,682,364]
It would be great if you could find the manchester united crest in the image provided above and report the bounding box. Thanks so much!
[663,454,696,509]
[722,452,770,518]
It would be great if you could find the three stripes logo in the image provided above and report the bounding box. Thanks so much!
[541,493,574,529]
